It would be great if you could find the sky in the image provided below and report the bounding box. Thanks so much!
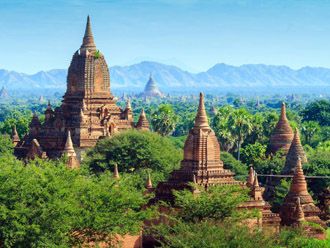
[1,0,330,73]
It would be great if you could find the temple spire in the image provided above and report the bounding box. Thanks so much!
[253,172,260,188]
[81,15,96,51]
[194,92,209,128]
[289,157,308,195]
[126,98,132,110]
[293,197,305,223]
[64,131,76,156]
[280,102,287,120]
[136,109,150,130]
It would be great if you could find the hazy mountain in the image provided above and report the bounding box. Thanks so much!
[2,61,330,92]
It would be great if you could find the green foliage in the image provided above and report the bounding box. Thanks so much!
[254,152,285,176]
[302,121,321,146]
[240,142,267,166]
[84,130,182,180]
[173,185,249,222]
[302,100,330,126]
[0,135,14,156]
[272,179,290,212]
[221,152,248,178]
[0,158,152,247]
[94,50,101,59]
[151,104,178,136]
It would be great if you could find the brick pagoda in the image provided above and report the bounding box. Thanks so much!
[280,158,324,227]
[269,103,294,155]
[14,16,136,160]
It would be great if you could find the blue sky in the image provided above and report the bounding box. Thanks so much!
[1,0,330,73]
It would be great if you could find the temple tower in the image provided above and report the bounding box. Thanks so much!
[280,158,324,226]
[63,131,80,169]
[282,129,307,175]
[269,103,294,155]
[139,74,164,98]
[154,93,238,202]
[11,125,20,146]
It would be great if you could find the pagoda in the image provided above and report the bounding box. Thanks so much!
[280,158,324,227]
[136,109,150,130]
[269,103,294,155]
[139,74,163,98]
[14,16,135,160]
[282,129,307,175]
[154,93,239,203]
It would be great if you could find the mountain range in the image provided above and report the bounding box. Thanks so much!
[1,61,330,92]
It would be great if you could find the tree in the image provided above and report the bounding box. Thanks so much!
[151,104,179,136]
[240,142,267,166]
[301,121,320,146]
[228,109,253,161]
[84,130,182,181]
[212,106,235,152]
[221,152,248,178]
[0,158,153,247]
[301,100,330,126]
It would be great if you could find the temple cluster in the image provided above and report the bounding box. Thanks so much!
[10,16,326,244]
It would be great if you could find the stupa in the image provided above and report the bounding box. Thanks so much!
[139,74,163,98]
[269,103,294,155]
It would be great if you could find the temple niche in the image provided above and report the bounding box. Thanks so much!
[14,16,145,161]
[269,103,294,155]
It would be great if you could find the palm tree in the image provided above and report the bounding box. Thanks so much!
[151,104,179,136]
[228,109,253,161]
[301,121,320,145]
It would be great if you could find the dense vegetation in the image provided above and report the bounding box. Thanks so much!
[0,94,329,246]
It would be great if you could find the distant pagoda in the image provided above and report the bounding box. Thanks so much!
[269,102,294,155]
[139,74,164,98]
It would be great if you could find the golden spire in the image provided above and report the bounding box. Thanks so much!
[64,131,76,156]
[146,172,153,189]
[113,164,120,179]
[247,166,255,187]
[81,15,96,51]
[194,92,209,128]
[280,102,287,120]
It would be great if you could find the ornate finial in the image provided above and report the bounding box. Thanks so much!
[113,164,120,179]
[194,92,209,128]
[247,166,255,187]
[146,172,152,189]
[193,174,197,184]
[81,15,96,51]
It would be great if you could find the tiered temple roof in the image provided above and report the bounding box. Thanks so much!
[282,129,307,175]
[14,16,138,160]
[154,93,240,203]
[280,158,324,226]
[269,103,294,155]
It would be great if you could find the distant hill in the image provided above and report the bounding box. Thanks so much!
[2,61,330,92]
